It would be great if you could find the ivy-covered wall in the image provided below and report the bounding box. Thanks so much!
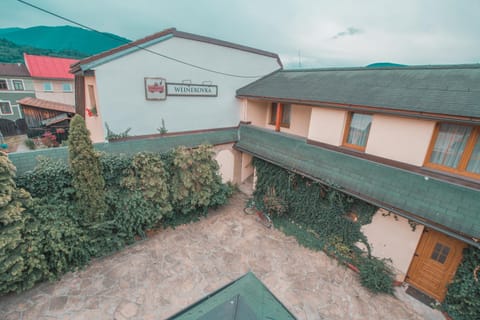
[252,158,395,294]
[0,145,232,295]
[252,157,480,309]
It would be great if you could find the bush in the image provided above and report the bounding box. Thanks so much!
[29,199,91,280]
[170,145,230,215]
[443,247,480,320]
[68,115,107,222]
[16,157,73,200]
[24,138,36,150]
[5,143,233,295]
[358,256,395,294]
[0,152,45,293]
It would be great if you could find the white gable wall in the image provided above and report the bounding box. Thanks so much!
[92,37,280,138]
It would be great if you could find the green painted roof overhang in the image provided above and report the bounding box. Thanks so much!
[167,272,296,319]
[236,65,480,119]
[235,125,480,248]
[79,34,174,71]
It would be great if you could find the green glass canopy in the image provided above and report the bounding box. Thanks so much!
[167,272,296,320]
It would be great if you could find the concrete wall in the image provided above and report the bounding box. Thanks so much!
[366,115,435,166]
[243,99,268,126]
[84,76,105,143]
[308,107,347,146]
[361,208,424,281]
[33,79,75,105]
[241,153,254,182]
[215,144,235,183]
[92,37,280,140]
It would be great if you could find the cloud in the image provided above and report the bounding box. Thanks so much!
[332,27,363,39]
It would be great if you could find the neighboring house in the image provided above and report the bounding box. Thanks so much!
[235,65,480,302]
[70,28,282,143]
[17,97,74,140]
[0,63,35,135]
[24,53,77,105]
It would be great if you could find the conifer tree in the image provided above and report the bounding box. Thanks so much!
[68,115,106,222]
[0,151,41,293]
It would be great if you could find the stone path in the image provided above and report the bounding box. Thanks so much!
[0,192,430,319]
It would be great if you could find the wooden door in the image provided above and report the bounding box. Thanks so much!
[406,228,466,301]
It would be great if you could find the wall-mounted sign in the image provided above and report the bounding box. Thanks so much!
[166,83,218,97]
[145,77,166,100]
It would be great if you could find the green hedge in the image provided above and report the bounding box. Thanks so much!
[1,145,232,295]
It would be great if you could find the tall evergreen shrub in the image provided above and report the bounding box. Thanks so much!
[68,115,107,222]
[0,152,44,293]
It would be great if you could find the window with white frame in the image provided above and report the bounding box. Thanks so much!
[43,82,53,91]
[62,83,72,92]
[12,79,24,91]
[0,101,13,115]
[0,79,8,90]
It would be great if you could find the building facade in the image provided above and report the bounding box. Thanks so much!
[70,28,282,143]
[235,65,480,302]
[0,63,35,122]
[23,53,77,105]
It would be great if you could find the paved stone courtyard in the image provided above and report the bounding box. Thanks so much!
[0,192,439,319]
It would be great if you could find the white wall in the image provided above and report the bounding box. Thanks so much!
[93,37,280,139]
[366,115,435,166]
[361,208,424,281]
[307,107,347,146]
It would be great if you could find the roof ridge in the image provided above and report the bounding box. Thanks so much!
[282,64,480,72]
[71,27,282,73]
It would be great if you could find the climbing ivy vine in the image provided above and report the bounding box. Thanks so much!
[252,158,395,294]
[443,246,480,320]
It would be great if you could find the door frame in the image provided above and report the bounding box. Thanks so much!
[406,228,466,301]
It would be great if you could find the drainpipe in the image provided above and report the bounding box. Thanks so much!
[275,103,283,132]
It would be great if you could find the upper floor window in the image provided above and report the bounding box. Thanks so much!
[43,82,53,92]
[0,79,8,90]
[0,101,13,115]
[88,85,97,108]
[12,79,24,91]
[62,83,72,92]
[269,103,291,128]
[343,112,372,151]
[425,123,480,177]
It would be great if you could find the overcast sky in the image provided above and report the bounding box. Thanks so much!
[3,0,480,68]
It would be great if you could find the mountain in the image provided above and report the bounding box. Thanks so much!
[0,38,87,63]
[0,28,23,36]
[0,25,130,56]
[366,62,407,68]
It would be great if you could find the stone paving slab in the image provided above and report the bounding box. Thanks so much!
[0,192,428,319]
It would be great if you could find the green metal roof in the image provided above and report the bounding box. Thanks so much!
[9,127,238,176]
[236,65,480,118]
[235,125,480,247]
[167,272,296,319]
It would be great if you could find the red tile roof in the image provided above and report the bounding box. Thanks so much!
[0,63,30,77]
[17,97,75,113]
[24,53,78,80]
